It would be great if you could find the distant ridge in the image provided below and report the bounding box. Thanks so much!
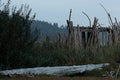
[31,20,66,42]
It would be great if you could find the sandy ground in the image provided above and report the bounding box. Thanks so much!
[0,76,120,80]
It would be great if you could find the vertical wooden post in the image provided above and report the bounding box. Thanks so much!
[115,30,118,45]
[74,25,80,50]
[92,17,98,50]
[112,30,115,46]
[79,28,81,48]
[82,32,86,48]
[108,30,111,46]
[105,31,107,45]
[74,27,77,49]
[102,31,105,46]
[77,25,81,49]
[66,9,73,49]
[87,32,91,47]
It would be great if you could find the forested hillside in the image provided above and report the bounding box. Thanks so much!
[31,20,66,42]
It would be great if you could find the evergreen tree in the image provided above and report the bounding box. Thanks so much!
[0,0,38,69]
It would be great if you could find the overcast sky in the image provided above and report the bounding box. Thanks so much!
[3,0,120,26]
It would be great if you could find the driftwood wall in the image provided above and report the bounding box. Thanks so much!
[66,10,120,50]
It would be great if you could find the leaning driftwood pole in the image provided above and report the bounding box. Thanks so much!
[92,17,98,50]
[100,3,114,27]
[102,31,105,46]
[108,29,112,47]
[69,9,72,21]
[115,65,120,78]
[66,9,74,48]
[82,12,92,27]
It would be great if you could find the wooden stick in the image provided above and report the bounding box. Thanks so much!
[82,12,91,27]
[115,64,120,79]
[69,9,72,21]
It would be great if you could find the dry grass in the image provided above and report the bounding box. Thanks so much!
[0,76,120,80]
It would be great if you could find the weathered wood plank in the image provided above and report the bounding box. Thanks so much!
[0,63,109,76]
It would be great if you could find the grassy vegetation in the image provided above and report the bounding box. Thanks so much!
[23,42,120,67]
[1,40,120,70]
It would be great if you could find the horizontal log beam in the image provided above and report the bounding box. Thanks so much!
[73,26,112,32]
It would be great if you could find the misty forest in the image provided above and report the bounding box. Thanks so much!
[0,0,120,80]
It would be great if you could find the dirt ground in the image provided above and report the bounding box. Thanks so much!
[0,76,120,80]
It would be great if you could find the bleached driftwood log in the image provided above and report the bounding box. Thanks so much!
[0,63,109,76]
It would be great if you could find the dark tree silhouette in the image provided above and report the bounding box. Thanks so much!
[0,0,38,69]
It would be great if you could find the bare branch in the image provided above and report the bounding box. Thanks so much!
[100,3,113,26]
[115,17,119,26]
[100,3,108,14]
[82,11,91,27]
[69,9,72,21]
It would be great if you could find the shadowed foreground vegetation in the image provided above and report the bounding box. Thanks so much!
[25,42,120,68]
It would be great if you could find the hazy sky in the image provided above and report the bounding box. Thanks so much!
[3,0,120,26]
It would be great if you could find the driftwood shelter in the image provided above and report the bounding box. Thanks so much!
[66,9,120,50]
